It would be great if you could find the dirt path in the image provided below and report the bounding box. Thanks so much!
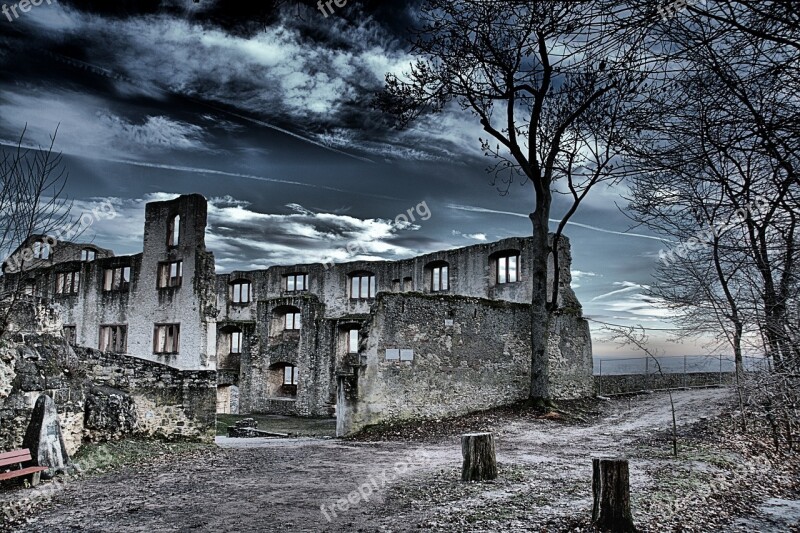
[8,389,741,532]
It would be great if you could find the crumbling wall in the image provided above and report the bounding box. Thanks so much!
[337,293,593,436]
[238,296,333,417]
[79,347,216,442]
[0,334,216,455]
[0,335,88,455]
[596,372,733,395]
[547,312,594,399]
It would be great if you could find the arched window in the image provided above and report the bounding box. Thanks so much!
[230,279,252,304]
[426,261,449,292]
[272,305,302,334]
[168,215,181,247]
[348,271,376,300]
[268,362,298,398]
[217,325,243,370]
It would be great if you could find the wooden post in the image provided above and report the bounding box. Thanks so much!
[591,457,637,532]
[461,432,497,482]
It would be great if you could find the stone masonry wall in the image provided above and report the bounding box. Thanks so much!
[595,372,733,396]
[337,293,593,436]
[79,347,216,442]
[0,333,216,456]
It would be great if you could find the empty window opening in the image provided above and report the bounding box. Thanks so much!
[432,265,449,292]
[497,254,520,284]
[231,280,251,303]
[168,215,181,247]
[157,261,183,289]
[153,324,180,354]
[55,271,80,295]
[286,273,308,292]
[230,330,243,354]
[349,273,376,300]
[283,365,299,386]
[99,325,127,353]
[269,363,298,398]
[103,266,131,292]
[285,312,302,331]
[81,248,97,262]
[347,329,359,354]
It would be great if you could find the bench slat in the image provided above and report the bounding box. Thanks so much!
[0,466,47,481]
[0,449,31,460]
[0,450,33,467]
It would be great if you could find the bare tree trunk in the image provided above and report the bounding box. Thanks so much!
[529,208,552,404]
[591,457,637,532]
[461,433,497,482]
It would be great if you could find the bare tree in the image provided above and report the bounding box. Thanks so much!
[377,0,647,404]
[623,0,800,370]
[0,126,72,338]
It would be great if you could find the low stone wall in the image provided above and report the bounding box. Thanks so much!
[79,348,216,443]
[0,334,216,455]
[595,372,734,396]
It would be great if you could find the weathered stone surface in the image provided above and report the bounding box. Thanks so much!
[13,357,47,392]
[595,371,733,395]
[84,386,137,441]
[22,394,72,478]
[548,313,594,399]
[0,340,16,400]
[0,334,216,454]
[337,292,594,436]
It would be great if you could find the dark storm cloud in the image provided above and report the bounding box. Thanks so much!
[0,0,688,354]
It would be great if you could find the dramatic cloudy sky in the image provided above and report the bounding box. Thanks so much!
[0,0,705,356]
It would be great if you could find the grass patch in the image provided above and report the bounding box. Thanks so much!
[73,439,212,476]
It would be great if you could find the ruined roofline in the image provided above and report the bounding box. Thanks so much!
[216,233,571,277]
[373,290,532,311]
[10,234,116,257]
[2,234,117,275]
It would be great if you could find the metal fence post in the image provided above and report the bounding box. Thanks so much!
[719,353,723,386]
[683,354,687,388]
[599,359,603,395]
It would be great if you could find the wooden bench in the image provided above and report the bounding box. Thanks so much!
[0,449,47,486]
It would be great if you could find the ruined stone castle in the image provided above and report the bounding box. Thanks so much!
[2,194,593,435]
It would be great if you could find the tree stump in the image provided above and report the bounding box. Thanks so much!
[461,432,497,482]
[591,457,637,532]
